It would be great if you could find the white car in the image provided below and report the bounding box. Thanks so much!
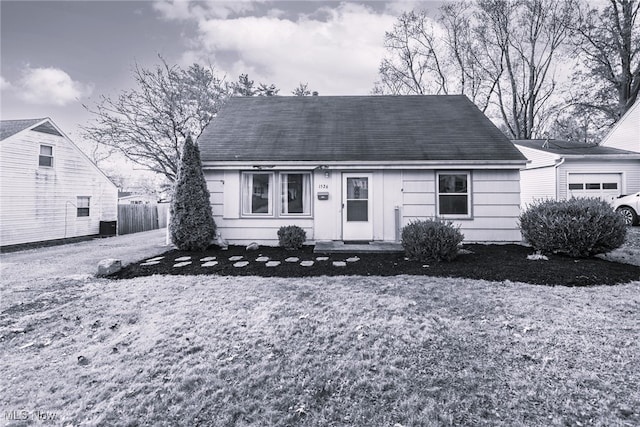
[612,192,640,225]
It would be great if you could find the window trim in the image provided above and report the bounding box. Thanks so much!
[39,144,54,168]
[77,196,90,218]
[436,171,472,219]
[240,171,313,218]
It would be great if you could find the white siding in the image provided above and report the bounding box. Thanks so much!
[207,167,523,245]
[519,166,557,208]
[600,101,640,152]
[515,144,559,167]
[400,169,522,243]
[0,125,118,247]
[557,159,640,200]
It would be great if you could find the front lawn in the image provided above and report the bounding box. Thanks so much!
[1,275,639,426]
[111,243,640,286]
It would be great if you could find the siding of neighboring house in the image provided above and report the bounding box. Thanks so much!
[600,101,640,152]
[519,167,557,207]
[0,122,118,247]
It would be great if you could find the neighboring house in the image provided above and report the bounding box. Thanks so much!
[118,192,158,205]
[197,95,528,245]
[0,118,118,248]
[513,139,640,208]
[600,100,640,153]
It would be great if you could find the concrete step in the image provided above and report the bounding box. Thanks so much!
[314,241,403,254]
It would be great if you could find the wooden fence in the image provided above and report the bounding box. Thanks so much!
[118,203,169,235]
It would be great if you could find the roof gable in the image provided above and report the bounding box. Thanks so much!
[0,118,46,141]
[198,96,526,163]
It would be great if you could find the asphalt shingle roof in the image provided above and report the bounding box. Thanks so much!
[0,118,46,141]
[513,139,636,155]
[198,96,526,163]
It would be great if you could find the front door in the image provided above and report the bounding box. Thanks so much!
[342,173,373,241]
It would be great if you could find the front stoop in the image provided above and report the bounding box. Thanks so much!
[314,241,403,254]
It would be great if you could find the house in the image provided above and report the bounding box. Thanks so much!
[600,100,640,153]
[196,95,528,245]
[513,139,640,208]
[118,192,158,205]
[0,118,118,248]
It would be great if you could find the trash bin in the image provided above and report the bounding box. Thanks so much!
[99,221,117,237]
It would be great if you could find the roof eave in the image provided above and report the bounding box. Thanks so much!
[202,159,528,170]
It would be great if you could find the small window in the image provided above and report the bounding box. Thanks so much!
[281,173,312,215]
[242,173,273,215]
[602,183,618,190]
[77,196,90,217]
[585,183,601,190]
[568,183,583,190]
[437,172,470,216]
[39,145,53,167]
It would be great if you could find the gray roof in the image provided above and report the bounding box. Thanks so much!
[0,118,46,141]
[198,95,527,163]
[513,139,636,156]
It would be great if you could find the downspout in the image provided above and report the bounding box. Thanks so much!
[554,158,566,201]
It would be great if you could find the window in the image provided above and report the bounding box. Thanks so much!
[242,173,273,215]
[77,196,90,217]
[585,183,601,190]
[39,145,53,167]
[568,183,584,190]
[241,172,312,216]
[602,183,618,190]
[437,172,470,216]
[281,173,312,215]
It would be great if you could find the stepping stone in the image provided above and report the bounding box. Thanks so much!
[255,256,270,262]
[346,257,360,263]
[229,256,243,262]
[173,261,192,268]
[175,256,191,262]
[146,256,164,262]
[300,260,314,267]
[315,256,329,261]
[140,261,160,266]
[285,257,299,263]
[200,256,216,262]
[333,261,347,267]
[201,261,219,267]
[265,261,281,267]
[233,261,249,268]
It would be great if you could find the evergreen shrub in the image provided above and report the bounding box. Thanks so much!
[169,136,216,251]
[277,225,306,250]
[401,219,464,262]
[519,198,626,257]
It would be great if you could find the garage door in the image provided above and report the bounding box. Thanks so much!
[568,173,622,202]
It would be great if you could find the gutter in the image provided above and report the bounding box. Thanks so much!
[554,157,566,200]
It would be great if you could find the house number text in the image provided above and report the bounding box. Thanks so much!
[318,184,329,189]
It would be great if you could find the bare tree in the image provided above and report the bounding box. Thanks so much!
[231,74,279,97]
[375,1,578,139]
[292,82,311,96]
[474,0,578,139]
[373,10,450,95]
[569,0,640,123]
[82,58,228,182]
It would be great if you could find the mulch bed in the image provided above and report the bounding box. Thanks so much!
[110,244,640,286]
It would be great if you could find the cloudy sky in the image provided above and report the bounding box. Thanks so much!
[1,0,442,144]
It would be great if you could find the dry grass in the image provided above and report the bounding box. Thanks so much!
[1,274,639,426]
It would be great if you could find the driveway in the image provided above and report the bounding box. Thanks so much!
[1,229,171,310]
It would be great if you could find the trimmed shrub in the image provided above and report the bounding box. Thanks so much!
[519,198,626,257]
[170,136,217,251]
[278,225,306,250]
[401,219,464,262]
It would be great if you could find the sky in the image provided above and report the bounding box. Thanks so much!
[0,0,441,149]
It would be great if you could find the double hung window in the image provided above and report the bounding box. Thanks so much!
[39,145,53,167]
[77,196,90,217]
[437,172,470,217]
